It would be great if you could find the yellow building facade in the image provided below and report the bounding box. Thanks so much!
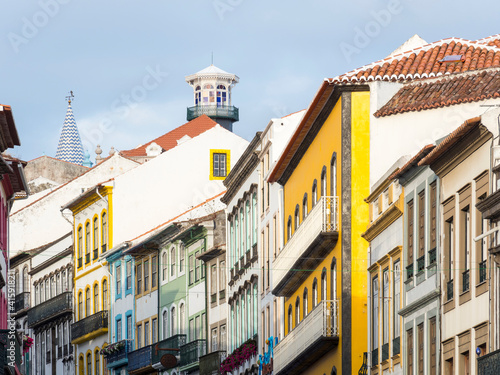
[63,185,113,375]
[269,86,370,374]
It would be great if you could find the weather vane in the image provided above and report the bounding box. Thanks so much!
[66,91,74,104]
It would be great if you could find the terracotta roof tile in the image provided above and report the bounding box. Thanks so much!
[389,144,435,180]
[418,117,482,166]
[120,114,218,157]
[329,37,500,84]
[374,68,500,117]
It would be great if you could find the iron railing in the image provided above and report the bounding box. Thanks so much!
[180,339,206,367]
[71,310,108,342]
[187,105,239,122]
[417,255,425,273]
[128,344,153,373]
[392,336,400,356]
[479,260,487,283]
[152,334,187,366]
[219,289,225,301]
[381,343,389,362]
[93,248,99,260]
[371,348,378,366]
[78,257,82,268]
[406,263,414,280]
[199,350,226,375]
[27,292,72,327]
[105,339,134,366]
[85,253,91,264]
[447,279,454,301]
[14,292,30,313]
[273,197,338,293]
[0,330,21,374]
[462,270,470,292]
[274,300,338,373]
[102,244,107,253]
[428,247,437,265]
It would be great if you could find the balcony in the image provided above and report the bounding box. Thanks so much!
[462,270,470,292]
[102,340,134,369]
[274,300,339,375]
[417,255,425,273]
[428,248,436,265]
[478,347,500,374]
[152,334,187,370]
[180,339,206,370]
[14,292,30,314]
[187,105,239,122]
[199,350,226,375]
[128,344,153,375]
[27,292,72,328]
[447,279,454,301]
[479,260,487,283]
[273,197,339,296]
[71,310,108,344]
[0,330,22,374]
[406,263,414,280]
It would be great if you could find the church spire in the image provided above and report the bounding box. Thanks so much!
[55,92,84,165]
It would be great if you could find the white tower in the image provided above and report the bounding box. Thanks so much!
[185,64,239,131]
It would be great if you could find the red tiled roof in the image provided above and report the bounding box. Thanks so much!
[389,144,435,180]
[328,38,500,84]
[375,68,500,117]
[120,115,218,157]
[476,34,500,48]
[418,117,482,166]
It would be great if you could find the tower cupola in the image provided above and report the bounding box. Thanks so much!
[185,64,239,131]
[55,92,85,165]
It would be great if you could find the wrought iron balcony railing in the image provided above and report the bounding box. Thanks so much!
[392,336,400,356]
[417,255,425,273]
[447,279,454,301]
[104,340,134,367]
[14,292,30,313]
[152,334,187,370]
[187,105,239,122]
[27,292,72,328]
[199,350,226,375]
[102,244,107,253]
[93,248,99,260]
[128,344,153,374]
[78,257,82,268]
[274,300,339,375]
[85,253,91,264]
[381,343,389,362]
[371,348,378,366]
[428,247,436,265]
[406,263,414,280]
[273,197,339,296]
[0,330,22,373]
[479,260,487,283]
[71,310,108,344]
[462,270,470,292]
[180,339,206,368]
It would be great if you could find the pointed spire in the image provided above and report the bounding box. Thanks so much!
[55,93,84,165]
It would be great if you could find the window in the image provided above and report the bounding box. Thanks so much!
[330,155,337,197]
[126,261,132,290]
[144,259,149,292]
[321,167,327,197]
[462,206,470,292]
[145,321,150,345]
[303,194,308,220]
[102,280,108,310]
[127,315,132,339]
[417,323,424,375]
[287,216,292,241]
[171,307,176,336]
[383,269,389,346]
[211,328,218,351]
[163,311,168,339]
[253,283,258,335]
[78,292,83,320]
[95,349,100,375]
[189,255,194,284]
[87,353,92,375]
[85,288,90,317]
[407,200,414,278]
[246,201,251,251]
[220,324,226,351]
[152,256,157,289]
[312,180,318,206]
[162,252,167,281]
[407,329,413,374]
[85,222,91,263]
[330,261,337,300]
[137,324,142,348]
[170,247,176,278]
[430,182,437,250]
[294,205,300,230]
[321,268,327,301]
[219,261,226,297]
[93,217,98,253]
[312,278,318,308]
[179,303,185,334]
[393,261,401,340]
[94,284,99,313]
[430,317,437,375]
[211,265,217,299]
[78,227,83,266]
[117,318,122,341]
[287,305,292,333]
[295,297,300,326]
[116,264,121,296]
[179,243,185,272]
[418,191,425,259]
[445,217,454,300]
[195,252,201,282]
[102,212,107,252]
[213,153,227,177]
[252,193,257,245]
[303,288,308,317]
[240,208,244,258]
[372,276,379,352]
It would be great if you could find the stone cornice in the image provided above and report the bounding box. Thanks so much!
[362,195,403,242]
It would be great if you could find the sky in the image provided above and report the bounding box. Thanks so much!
[1,0,499,162]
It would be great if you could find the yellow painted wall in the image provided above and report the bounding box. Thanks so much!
[282,90,370,373]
